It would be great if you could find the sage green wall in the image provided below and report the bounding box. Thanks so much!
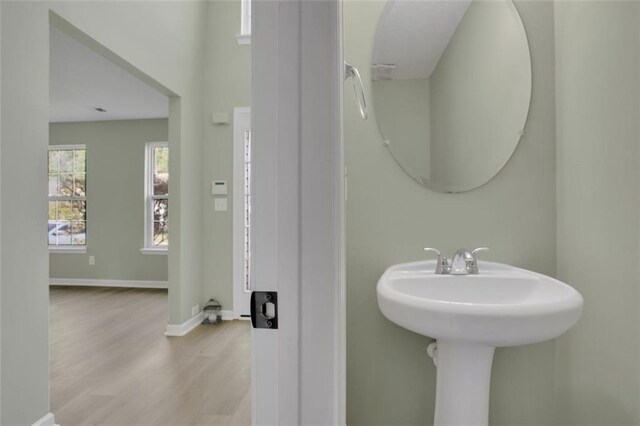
[345,1,557,424]
[372,79,431,182]
[0,2,4,419]
[554,2,640,424]
[202,0,250,310]
[49,119,168,282]
[49,2,207,326]
[1,2,205,423]
[429,0,531,190]
[1,3,52,423]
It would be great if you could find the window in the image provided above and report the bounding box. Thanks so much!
[143,142,169,252]
[48,145,87,251]
[236,0,251,45]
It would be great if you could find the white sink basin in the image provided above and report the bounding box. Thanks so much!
[377,260,583,426]
[377,260,583,347]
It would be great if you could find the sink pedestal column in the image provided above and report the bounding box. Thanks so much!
[433,340,495,426]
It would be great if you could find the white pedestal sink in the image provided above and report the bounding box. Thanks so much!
[377,260,583,426]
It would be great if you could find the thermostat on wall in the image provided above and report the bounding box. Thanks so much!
[212,180,228,195]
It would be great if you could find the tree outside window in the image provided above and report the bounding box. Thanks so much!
[48,145,86,247]
[146,142,168,248]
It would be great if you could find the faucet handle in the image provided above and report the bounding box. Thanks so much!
[471,247,490,257]
[469,247,489,274]
[423,248,448,274]
[424,247,442,256]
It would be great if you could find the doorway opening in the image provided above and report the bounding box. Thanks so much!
[47,10,252,424]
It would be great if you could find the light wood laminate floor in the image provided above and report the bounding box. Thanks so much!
[50,286,251,425]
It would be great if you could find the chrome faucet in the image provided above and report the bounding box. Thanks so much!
[424,247,489,275]
[423,248,449,274]
[450,248,475,275]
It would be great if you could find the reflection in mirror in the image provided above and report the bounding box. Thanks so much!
[372,0,531,192]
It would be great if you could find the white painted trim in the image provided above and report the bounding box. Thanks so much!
[47,144,85,151]
[164,312,203,336]
[300,1,343,423]
[139,247,168,255]
[50,278,168,289]
[251,1,343,423]
[233,107,251,319]
[235,34,251,45]
[163,310,235,337]
[31,413,56,426]
[240,0,251,38]
[48,246,87,254]
[334,2,346,424]
[252,1,299,423]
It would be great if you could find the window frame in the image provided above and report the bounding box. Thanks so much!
[142,141,169,255]
[47,144,87,254]
[235,0,251,45]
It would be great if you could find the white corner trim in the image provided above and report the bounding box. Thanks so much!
[31,413,56,426]
[49,246,87,254]
[235,33,251,45]
[50,278,168,289]
[164,310,235,337]
[139,247,168,255]
[164,312,204,336]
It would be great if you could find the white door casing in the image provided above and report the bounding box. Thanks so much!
[251,0,344,425]
[233,107,252,319]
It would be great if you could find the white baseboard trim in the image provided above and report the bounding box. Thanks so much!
[164,310,235,337]
[32,413,56,426]
[50,278,168,289]
[164,312,204,336]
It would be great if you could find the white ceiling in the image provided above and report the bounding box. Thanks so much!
[372,0,471,80]
[49,27,169,123]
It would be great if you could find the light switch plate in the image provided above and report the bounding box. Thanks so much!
[214,198,228,211]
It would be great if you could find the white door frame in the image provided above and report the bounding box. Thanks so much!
[251,0,344,424]
[233,106,251,319]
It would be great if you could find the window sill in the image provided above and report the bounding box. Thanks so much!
[49,246,87,254]
[140,248,168,255]
[235,33,251,45]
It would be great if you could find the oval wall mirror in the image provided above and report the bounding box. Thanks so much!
[371,0,532,193]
